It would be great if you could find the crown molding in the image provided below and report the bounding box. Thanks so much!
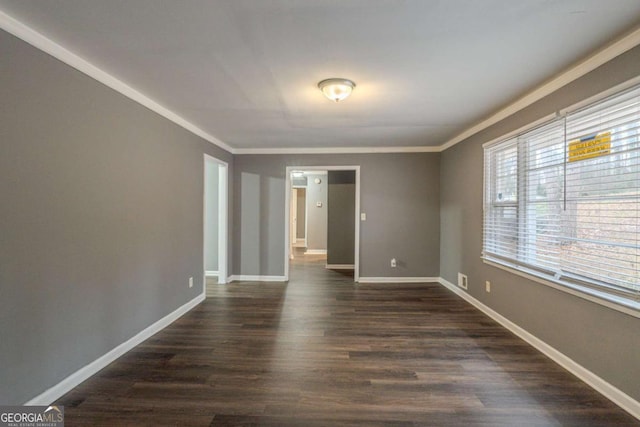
[2,7,638,156]
[0,8,235,154]
[233,145,440,155]
[439,25,640,152]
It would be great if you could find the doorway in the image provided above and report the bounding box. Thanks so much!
[284,166,360,282]
[204,154,228,293]
[290,186,308,258]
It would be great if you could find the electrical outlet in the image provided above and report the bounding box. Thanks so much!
[485,281,491,293]
[458,273,468,290]
[189,277,193,288]
[391,258,397,268]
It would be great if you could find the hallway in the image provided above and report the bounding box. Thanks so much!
[55,260,635,426]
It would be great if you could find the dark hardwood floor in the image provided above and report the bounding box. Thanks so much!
[56,252,638,426]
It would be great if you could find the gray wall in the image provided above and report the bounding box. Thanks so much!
[327,171,356,265]
[295,188,306,239]
[440,45,640,401]
[0,30,233,404]
[305,173,328,251]
[233,153,440,278]
[204,159,219,272]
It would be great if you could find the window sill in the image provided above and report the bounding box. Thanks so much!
[482,257,640,319]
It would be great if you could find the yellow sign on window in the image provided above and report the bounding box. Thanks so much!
[568,132,611,162]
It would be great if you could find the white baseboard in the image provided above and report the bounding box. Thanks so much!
[24,292,206,405]
[358,277,439,283]
[304,249,327,255]
[228,275,287,282]
[437,277,640,421]
[205,270,218,277]
[325,264,355,270]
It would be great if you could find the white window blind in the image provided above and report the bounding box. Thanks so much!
[484,139,519,260]
[484,85,640,306]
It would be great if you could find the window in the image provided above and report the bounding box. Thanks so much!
[484,85,640,309]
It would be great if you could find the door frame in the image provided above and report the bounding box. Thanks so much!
[290,188,298,259]
[292,184,308,249]
[203,154,229,293]
[284,165,360,282]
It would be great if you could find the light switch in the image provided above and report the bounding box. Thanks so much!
[316,202,322,207]
[360,213,366,221]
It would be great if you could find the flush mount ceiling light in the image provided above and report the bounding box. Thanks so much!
[318,78,356,102]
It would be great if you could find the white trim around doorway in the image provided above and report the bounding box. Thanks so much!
[203,154,229,294]
[284,166,361,282]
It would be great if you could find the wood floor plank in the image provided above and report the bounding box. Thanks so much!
[55,253,639,426]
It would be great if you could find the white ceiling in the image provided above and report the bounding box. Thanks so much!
[1,1,640,151]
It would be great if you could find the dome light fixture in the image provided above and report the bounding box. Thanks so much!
[318,78,356,102]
